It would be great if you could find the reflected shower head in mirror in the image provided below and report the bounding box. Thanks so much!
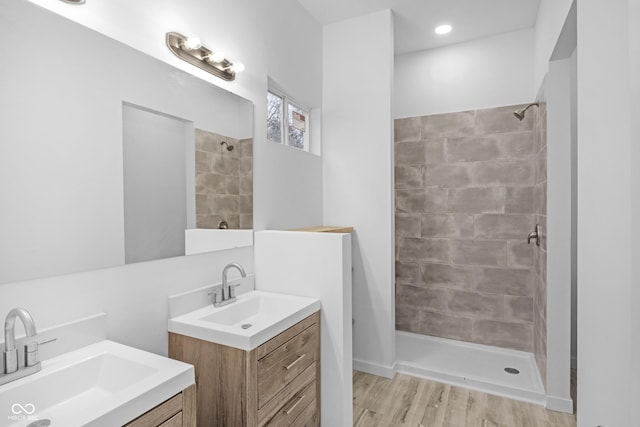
[513,103,539,121]
[220,141,234,151]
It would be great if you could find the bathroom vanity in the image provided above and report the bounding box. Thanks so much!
[169,311,320,427]
[124,385,196,427]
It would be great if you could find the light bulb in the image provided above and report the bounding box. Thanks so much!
[231,62,245,73]
[184,36,202,50]
[209,51,225,63]
[434,24,452,35]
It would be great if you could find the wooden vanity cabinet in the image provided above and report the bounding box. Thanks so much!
[124,384,196,427]
[169,311,320,427]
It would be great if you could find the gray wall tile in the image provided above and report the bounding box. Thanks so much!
[396,141,427,165]
[396,140,446,165]
[446,136,501,162]
[210,195,239,214]
[448,188,505,213]
[472,319,533,352]
[212,155,239,176]
[226,176,239,195]
[239,214,253,229]
[451,240,507,266]
[446,290,504,320]
[195,151,212,173]
[421,110,475,139]
[420,263,478,289]
[475,268,533,296]
[505,187,534,213]
[505,296,534,323]
[394,104,543,353]
[398,238,450,262]
[474,105,534,135]
[395,117,421,142]
[396,188,447,213]
[419,311,474,341]
[396,214,422,237]
[500,132,534,160]
[471,161,534,187]
[425,163,472,188]
[424,140,446,164]
[240,175,253,195]
[196,173,226,194]
[507,241,534,268]
[474,214,533,240]
[396,304,421,332]
[395,165,424,189]
[397,284,447,311]
[239,195,252,214]
[421,214,474,238]
[396,261,421,285]
[238,138,253,157]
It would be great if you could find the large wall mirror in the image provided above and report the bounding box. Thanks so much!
[0,0,253,284]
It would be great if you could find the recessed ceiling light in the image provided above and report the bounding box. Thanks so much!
[435,24,452,35]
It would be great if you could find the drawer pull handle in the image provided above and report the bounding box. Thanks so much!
[283,394,306,415]
[284,353,306,370]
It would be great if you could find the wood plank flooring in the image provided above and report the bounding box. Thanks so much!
[353,371,576,427]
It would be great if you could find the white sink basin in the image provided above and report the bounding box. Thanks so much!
[0,340,194,427]
[168,290,320,350]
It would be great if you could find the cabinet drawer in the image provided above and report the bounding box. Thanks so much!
[292,397,318,427]
[159,412,183,427]
[262,380,316,427]
[257,324,318,408]
[258,362,316,426]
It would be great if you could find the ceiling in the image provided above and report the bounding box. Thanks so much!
[297,0,540,55]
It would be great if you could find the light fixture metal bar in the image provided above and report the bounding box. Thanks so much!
[166,32,235,81]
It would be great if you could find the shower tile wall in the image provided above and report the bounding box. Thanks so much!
[395,105,538,353]
[195,129,253,229]
[533,103,547,386]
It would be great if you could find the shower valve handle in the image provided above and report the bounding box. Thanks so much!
[527,224,541,246]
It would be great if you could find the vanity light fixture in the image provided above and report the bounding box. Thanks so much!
[166,32,244,81]
[435,24,452,35]
[59,0,86,4]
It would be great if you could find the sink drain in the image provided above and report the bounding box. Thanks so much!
[504,367,520,375]
[27,420,51,427]
[241,323,252,329]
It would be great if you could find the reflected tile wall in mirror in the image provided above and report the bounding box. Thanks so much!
[195,129,253,229]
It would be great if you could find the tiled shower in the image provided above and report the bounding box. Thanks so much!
[394,104,547,375]
[195,129,253,229]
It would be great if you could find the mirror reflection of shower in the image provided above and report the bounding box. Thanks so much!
[220,141,234,152]
[513,102,539,121]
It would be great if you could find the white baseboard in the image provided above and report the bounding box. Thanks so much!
[546,395,574,414]
[353,358,396,379]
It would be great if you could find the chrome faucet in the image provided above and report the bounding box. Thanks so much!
[1,308,53,386]
[210,263,246,307]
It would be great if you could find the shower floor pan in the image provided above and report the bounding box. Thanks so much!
[395,331,546,405]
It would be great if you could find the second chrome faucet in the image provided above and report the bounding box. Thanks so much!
[211,263,247,307]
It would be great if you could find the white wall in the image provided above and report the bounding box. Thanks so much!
[394,29,534,118]
[533,0,574,94]
[544,58,573,413]
[254,231,352,427]
[631,0,640,422]
[323,10,396,375]
[577,0,635,424]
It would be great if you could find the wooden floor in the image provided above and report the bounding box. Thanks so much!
[353,371,576,427]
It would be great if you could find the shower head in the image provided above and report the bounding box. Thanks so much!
[220,141,234,151]
[513,103,539,121]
